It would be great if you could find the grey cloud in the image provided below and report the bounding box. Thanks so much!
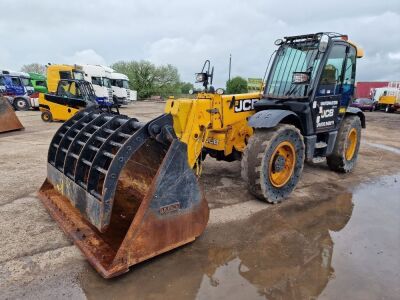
[1,0,399,87]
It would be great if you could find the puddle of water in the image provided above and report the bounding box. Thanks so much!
[79,174,400,300]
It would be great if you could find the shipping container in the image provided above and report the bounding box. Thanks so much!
[355,81,389,99]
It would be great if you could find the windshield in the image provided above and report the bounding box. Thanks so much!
[265,41,322,98]
[73,71,84,80]
[122,80,129,89]
[103,77,111,88]
[36,80,47,87]
[21,77,32,86]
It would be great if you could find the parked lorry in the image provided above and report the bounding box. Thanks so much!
[28,72,48,93]
[81,64,113,106]
[110,71,131,105]
[0,70,33,110]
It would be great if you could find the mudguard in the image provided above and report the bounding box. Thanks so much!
[248,109,299,128]
[346,106,366,128]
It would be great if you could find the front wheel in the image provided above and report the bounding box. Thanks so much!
[241,124,305,203]
[327,115,361,173]
[41,110,53,122]
[14,98,30,111]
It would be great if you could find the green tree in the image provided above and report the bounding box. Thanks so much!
[111,60,182,99]
[179,82,194,94]
[20,63,46,75]
[226,76,248,94]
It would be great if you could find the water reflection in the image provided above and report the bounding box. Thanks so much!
[81,190,355,300]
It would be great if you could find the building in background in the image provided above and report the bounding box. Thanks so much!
[355,81,389,98]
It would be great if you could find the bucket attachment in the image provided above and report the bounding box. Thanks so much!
[38,107,209,278]
[0,97,24,133]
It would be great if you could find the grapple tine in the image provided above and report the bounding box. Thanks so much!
[38,107,209,278]
[0,97,24,133]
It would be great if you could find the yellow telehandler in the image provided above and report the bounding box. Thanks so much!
[38,32,365,278]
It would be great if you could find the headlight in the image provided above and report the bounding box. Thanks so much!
[216,88,224,95]
[195,73,207,83]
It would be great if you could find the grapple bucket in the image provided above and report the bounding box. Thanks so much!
[0,97,24,133]
[38,107,209,278]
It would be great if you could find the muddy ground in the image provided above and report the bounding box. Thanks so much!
[0,102,399,299]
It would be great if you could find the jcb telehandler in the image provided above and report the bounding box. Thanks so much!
[38,32,365,278]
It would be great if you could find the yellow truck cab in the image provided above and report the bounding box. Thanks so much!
[46,64,84,93]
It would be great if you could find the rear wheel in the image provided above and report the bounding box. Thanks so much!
[14,98,30,111]
[385,105,394,113]
[327,115,361,173]
[241,124,305,203]
[41,110,53,122]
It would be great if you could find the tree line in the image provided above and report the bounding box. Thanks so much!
[20,61,250,99]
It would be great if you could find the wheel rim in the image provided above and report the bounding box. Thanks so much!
[17,100,26,108]
[345,128,357,161]
[268,141,296,188]
[43,113,49,121]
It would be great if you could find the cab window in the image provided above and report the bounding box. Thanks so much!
[58,82,81,98]
[318,44,347,96]
[11,77,22,86]
[91,76,103,86]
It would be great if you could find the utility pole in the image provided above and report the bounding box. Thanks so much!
[228,54,232,83]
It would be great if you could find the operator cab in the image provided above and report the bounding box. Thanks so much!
[49,79,97,108]
[256,32,363,136]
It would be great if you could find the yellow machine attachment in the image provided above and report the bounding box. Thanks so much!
[38,90,261,278]
[0,96,24,133]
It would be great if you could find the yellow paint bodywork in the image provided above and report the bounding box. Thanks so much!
[165,92,261,168]
[378,95,396,105]
[38,93,80,122]
[47,64,83,93]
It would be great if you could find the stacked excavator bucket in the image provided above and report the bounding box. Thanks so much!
[38,107,209,278]
[0,97,24,133]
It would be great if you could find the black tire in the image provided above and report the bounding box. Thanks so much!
[385,106,394,113]
[241,124,305,203]
[41,110,53,122]
[327,116,361,173]
[14,98,30,111]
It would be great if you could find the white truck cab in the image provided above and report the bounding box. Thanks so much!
[81,64,113,104]
[110,72,131,105]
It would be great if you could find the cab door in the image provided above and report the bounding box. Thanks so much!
[312,43,350,133]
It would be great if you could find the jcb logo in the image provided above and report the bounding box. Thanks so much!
[321,108,334,118]
[234,99,258,113]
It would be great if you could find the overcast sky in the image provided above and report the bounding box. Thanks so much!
[1,0,399,87]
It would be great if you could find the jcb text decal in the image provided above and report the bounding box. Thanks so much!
[234,99,258,113]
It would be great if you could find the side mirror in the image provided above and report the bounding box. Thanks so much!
[292,72,311,84]
[319,34,329,52]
